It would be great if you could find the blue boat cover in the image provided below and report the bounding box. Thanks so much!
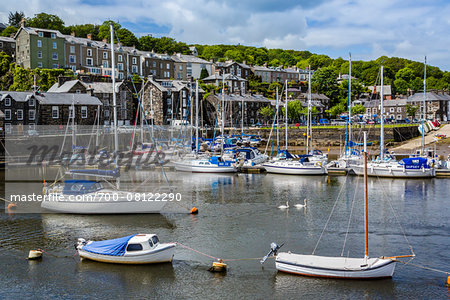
[83,235,136,256]
[63,180,103,195]
[399,157,429,169]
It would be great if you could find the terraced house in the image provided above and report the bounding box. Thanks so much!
[15,27,65,69]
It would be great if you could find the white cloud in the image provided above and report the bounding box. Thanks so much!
[1,0,450,70]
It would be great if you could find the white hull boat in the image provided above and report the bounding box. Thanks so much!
[275,253,395,279]
[263,160,327,175]
[41,181,168,214]
[174,157,237,173]
[352,163,435,178]
[77,234,175,264]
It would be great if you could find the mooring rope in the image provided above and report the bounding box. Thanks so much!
[395,259,449,275]
[176,242,268,262]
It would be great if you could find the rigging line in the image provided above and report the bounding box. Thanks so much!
[312,173,349,255]
[264,83,285,156]
[341,174,361,256]
[395,259,449,275]
[376,176,415,256]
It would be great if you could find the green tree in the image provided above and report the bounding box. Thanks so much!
[405,104,419,118]
[393,78,409,94]
[0,52,12,77]
[1,26,18,37]
[258,105,274,122]
[64,24,100,39]
[395,67,415,83]
[282,100,304,121]
[27,13,65,31]
[351,104,366,115]
[311,67,339,105]
[98,21,121,43]
[116,28,139,47]
[8,11,25,28]
[308,54,332,69]
[199,68,209,80]
[326,102,346,117]
[9,64,33,91]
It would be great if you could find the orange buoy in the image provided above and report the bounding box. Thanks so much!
[190,207,198,214]
[209,259,227,272]
[7,203,17,211]
[447,275,450,286]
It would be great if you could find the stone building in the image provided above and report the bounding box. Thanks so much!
[202,73,247,95]
[0,36,16,57]
[407,92,450,121]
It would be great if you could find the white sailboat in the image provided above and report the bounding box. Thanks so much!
[352,63,435,178]
[41,23,177,214]
[263,80,327,175]
[264,132,414,279]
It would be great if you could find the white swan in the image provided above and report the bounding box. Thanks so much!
[294,199,307,209]
[278,201,289,209]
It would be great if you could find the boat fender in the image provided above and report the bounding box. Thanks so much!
[7,203,17,211]
[315,162,322,167]
[27,249,43,260]
[190,207,199,214]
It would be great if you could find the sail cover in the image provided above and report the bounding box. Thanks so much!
[83,235,136,256]
[399,157,429,169]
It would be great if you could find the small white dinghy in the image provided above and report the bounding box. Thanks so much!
[76,234,176,264]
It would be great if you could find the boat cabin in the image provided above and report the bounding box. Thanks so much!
[125,234,161,253]
[63,180,103,195]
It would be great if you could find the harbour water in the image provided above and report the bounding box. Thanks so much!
[1,169,449,299]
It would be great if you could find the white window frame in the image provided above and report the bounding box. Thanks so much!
[103,52,108,59]
[70,46,75,53]
[4,109,11,120]
[37,62,43,68]
[69,55,76,63]
[51,33,56,39]
[390,108,395,113]
[166,63,170,69]
[87,49,92,57]
[132,65,138,73]
[17,109,23,120]
[81,106,88,118]
[104,110,110,118]
[37,40,42,47]
[29,97,35,107]
[52,63,58,69]
[52,106,59,119]
[52,42,57,49]
[37,51,42,58]
[397,107,402,112]
[38,32,43,37]
[118,63,123,71]
[29,110,35,120]
[52,52,58,60]
[132,57,137,65]
[5,123,11,133]
[102,60,109,68]
[5,97,11,106]
[69,106,75,119]
[118,55,123,62]
[86,58,93,66]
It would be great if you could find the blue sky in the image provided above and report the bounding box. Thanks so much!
[1,0,449,70]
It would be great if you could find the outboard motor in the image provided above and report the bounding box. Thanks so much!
[75,238,87,250]
[260,242,283,264]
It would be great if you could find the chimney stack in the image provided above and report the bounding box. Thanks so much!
[20,18,25,28]
[71,32,76,37]
[87,33,92,40]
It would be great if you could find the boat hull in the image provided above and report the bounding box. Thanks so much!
[173,161,237,173]
[275,253,395,279]
[41,190,168,214]
[263,163,327,175]
[352,164,435,178]
[79,244,176,264]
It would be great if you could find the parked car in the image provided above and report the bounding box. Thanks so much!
[319,119,330,125]
[366,120,375,125]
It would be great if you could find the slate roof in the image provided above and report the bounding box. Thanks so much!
[408,92,450,102]
[36,93,102,105]
[47,80,82,93]
[203,73,246,81]
[17,27,65,38]
[368,85,392,96]
[0,36,15,43]
[172,54,211,64]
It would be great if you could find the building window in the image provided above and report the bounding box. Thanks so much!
[4,109,11,120]
[102,60,108,68]
[69,55,76,63]
[160,63,163,69]
[103,52,108,59]
[69,106,75,118]
[0,42,2,47]
[70,46,75,53]
[179,65,183,71]
[38,32,43,37]
[52,63,58,69]
[118,72,124,79]
[37,62,42,68]
[397,107,402,112]
[390,108,394,113]
[397,114,402,120]
[51,33,56,39]
[87,49,92,57]
[29,110,35,120]
[132,57,137,65]
[52,106,59,119]
[81,106,87,118]
[37,51,42,58]
[132,65,138,73]
[70,65,76,72]
[5,123,11,133]
[118,55,122,62]
[146,61,148,67]
[86,58,93,66]
[53,42,57,49]
[16,109,23,120]
[52,52,58,60]
[118,63,123,71]
[37,40,42,47]
[153,61,156,67]
[29,97,35,107]
[121,109,127,119]
[104,110,110,118]
[5,97,11,106]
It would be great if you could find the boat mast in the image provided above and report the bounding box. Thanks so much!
[222,73,225,136]
[276,86,279,147]
[307,65,312,153]
[190,80,193,144]
[345,53,352,153]
[195,79,199,154]
[421,56,427,155]
[285,80,288,150]
[380,66,384,160]
[110,22,119,181]
[363,131,369,258]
